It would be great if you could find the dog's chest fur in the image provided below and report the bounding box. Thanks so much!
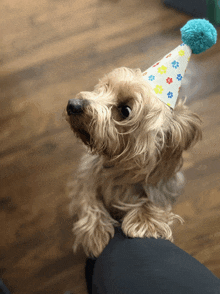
[72,152,184,222]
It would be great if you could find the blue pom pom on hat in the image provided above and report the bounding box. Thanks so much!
[143,19,217,109]
[181,19,217,54]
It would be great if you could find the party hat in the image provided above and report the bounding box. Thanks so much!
[143,19,217,109]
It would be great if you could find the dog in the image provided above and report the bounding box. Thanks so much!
[66,67,202,258]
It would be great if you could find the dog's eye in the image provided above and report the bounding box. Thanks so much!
[120,105,131,118]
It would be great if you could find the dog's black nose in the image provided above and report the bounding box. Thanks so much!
[67,99,84,115]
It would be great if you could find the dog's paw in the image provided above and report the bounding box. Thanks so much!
[83,226,114,257]
[73,215,117,257]
[122,216,173,241]
[120,201,181,241]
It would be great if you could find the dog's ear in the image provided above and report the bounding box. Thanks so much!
[170,99,202,151]
[147,101,202,185]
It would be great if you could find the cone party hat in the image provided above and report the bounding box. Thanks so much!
[143,19,217,109]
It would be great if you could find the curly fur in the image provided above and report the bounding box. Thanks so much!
[66,67,202,257]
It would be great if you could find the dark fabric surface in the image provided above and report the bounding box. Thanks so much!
[164,0,207,18]
[85,227,220,294]
[85,257,97,294]
[0,280,11,294]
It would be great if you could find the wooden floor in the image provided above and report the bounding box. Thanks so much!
[1,0,220,293]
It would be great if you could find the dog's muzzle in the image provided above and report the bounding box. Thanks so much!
[67,98,85,116]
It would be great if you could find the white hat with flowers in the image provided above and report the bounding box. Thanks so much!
[142,19,217,109]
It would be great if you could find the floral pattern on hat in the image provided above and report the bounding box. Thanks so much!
[166,77,173,84]
[148,75,155,81]
[142,43,192,108]
[178,50,185,56]
[154,85,164,94]
[167,91,173,99]
[171,60,179,69]
[176,74,183,81]
[158,65,167,74]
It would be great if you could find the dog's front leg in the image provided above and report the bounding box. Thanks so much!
[69,180,118,257]
[73,200,118,257]
[116,199,179,241]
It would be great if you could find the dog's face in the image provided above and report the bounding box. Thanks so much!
[67,67,201,181]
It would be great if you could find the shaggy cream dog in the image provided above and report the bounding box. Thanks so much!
[66,67,202,257]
